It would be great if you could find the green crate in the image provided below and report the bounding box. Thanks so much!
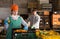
[13,32,38,39]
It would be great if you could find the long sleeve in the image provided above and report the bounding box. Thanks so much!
[4,17,9,30]
[21,17,28,30]
[27,16,31,27]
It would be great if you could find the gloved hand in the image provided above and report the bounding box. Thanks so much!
[31,26,35,29]
[23,26,28,30]
[4,20,9,30]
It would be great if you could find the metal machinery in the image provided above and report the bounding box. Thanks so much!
[37,10,50,30]
[52,12,60,31]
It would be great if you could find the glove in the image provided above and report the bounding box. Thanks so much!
[31,26,35,29]
[4,20,9,30]
[23,26,28,30]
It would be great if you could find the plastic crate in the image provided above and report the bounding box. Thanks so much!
[12,29,39,39]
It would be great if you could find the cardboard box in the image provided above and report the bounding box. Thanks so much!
[44,10,49,15]
[52,14,60,25]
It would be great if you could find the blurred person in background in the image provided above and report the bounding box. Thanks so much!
[27,9,40,39]
[27,9,40,30]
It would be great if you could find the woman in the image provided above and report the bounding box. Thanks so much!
[4,4,28,39]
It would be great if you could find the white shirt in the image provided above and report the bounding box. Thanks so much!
[27,14,40,29]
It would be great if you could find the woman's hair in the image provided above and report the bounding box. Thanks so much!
[11,4,18,11]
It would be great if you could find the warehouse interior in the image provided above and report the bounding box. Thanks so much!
[0,0,60,39]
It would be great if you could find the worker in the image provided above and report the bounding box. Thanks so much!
[27,9,40,29]
[4,4,28,39]
[27,9,40,39]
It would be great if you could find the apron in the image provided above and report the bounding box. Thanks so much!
[6,16,22,39]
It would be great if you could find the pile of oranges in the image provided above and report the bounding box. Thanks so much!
[35,30,60,39]
[14,29,27,33]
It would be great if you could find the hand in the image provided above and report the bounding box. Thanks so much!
[27,22,30,27]
[31,26,35,29]
[24,26,28,30]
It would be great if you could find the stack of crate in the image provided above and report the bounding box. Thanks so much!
[37,10,50,29]
[37,10,44,29]
[44,11,50,29]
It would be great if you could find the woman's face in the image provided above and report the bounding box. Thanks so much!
[12,10,18,15]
